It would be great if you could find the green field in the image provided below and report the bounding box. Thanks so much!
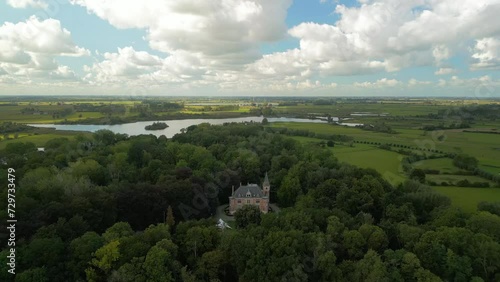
[286,123,499,209]
[182,105,252,114]
[273,103,450,117]
[480,163,500,175]
[271,122,423,145]
[0,101,257,125]
[442,131,500,174]
[271,122,500,176]
[433,186,500,212]
[290,136,406,185]
[0,105,110,123]
[412,158,456,173]
[0,129,91,149]
[333,145,406,186]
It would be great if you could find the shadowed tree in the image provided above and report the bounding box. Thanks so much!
[343,230,366,259]
[68,231,105,280]
[15,267,49,282]
[410,169,426,183]
[278,175,302,207]
[467,211,500,241]
[143,246,175,282]
[234,205,262,229]
[166,206,175,228]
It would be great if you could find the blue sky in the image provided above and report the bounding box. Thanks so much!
[0,0,499,96]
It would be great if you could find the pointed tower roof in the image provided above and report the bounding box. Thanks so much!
[263,172,270,186]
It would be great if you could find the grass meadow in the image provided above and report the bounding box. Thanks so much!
[290,136,406,186]
[287,122,500,211]
[432,186,500,213]
[0,129,91,150]
[272,122,500,175]
[333,145,407,186]
[411,158,456,173]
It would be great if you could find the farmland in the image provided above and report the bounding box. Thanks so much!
[433,186,500,213]
[412,158,457,174]
[271,122,500,175]
[0,128,92,150]
[290,136,406,185]
[269,100,500,211]
[0,99,258,125]
[333,145,407,185]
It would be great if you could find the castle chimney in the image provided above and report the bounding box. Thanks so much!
[231,185,234,195]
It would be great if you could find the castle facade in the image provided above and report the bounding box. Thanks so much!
[229,173,270,215]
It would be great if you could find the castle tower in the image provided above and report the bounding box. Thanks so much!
[262,172,270,197]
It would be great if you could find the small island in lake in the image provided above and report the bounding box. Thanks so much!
[145,122,169,130]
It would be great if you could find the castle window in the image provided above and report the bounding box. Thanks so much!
[246,200,250,204]
[237,200,241,203]
[256,200,260,203]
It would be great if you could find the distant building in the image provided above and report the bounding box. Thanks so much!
[229,173,270,215]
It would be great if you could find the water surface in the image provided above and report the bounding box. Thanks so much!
[30,116,350,138]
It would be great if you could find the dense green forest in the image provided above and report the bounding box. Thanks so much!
[0,123,499,281]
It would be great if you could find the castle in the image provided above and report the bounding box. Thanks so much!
[229,173,270,215]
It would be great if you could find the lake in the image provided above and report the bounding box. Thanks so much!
[29,116,356,138]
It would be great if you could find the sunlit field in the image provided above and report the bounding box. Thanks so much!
[433,186,500,213]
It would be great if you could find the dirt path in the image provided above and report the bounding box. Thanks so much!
[215,204,234,222]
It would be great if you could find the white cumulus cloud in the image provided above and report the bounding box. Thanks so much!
[0,16,89,58]
[7,0,48,9]
[471,37,500,70]
[0,16,88,84]
[3,0,500,95]
[354,78,401,88]
[71,0,291,66]
[408,78,432,86]
[249,0,500,80]
[435,67,457,75]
